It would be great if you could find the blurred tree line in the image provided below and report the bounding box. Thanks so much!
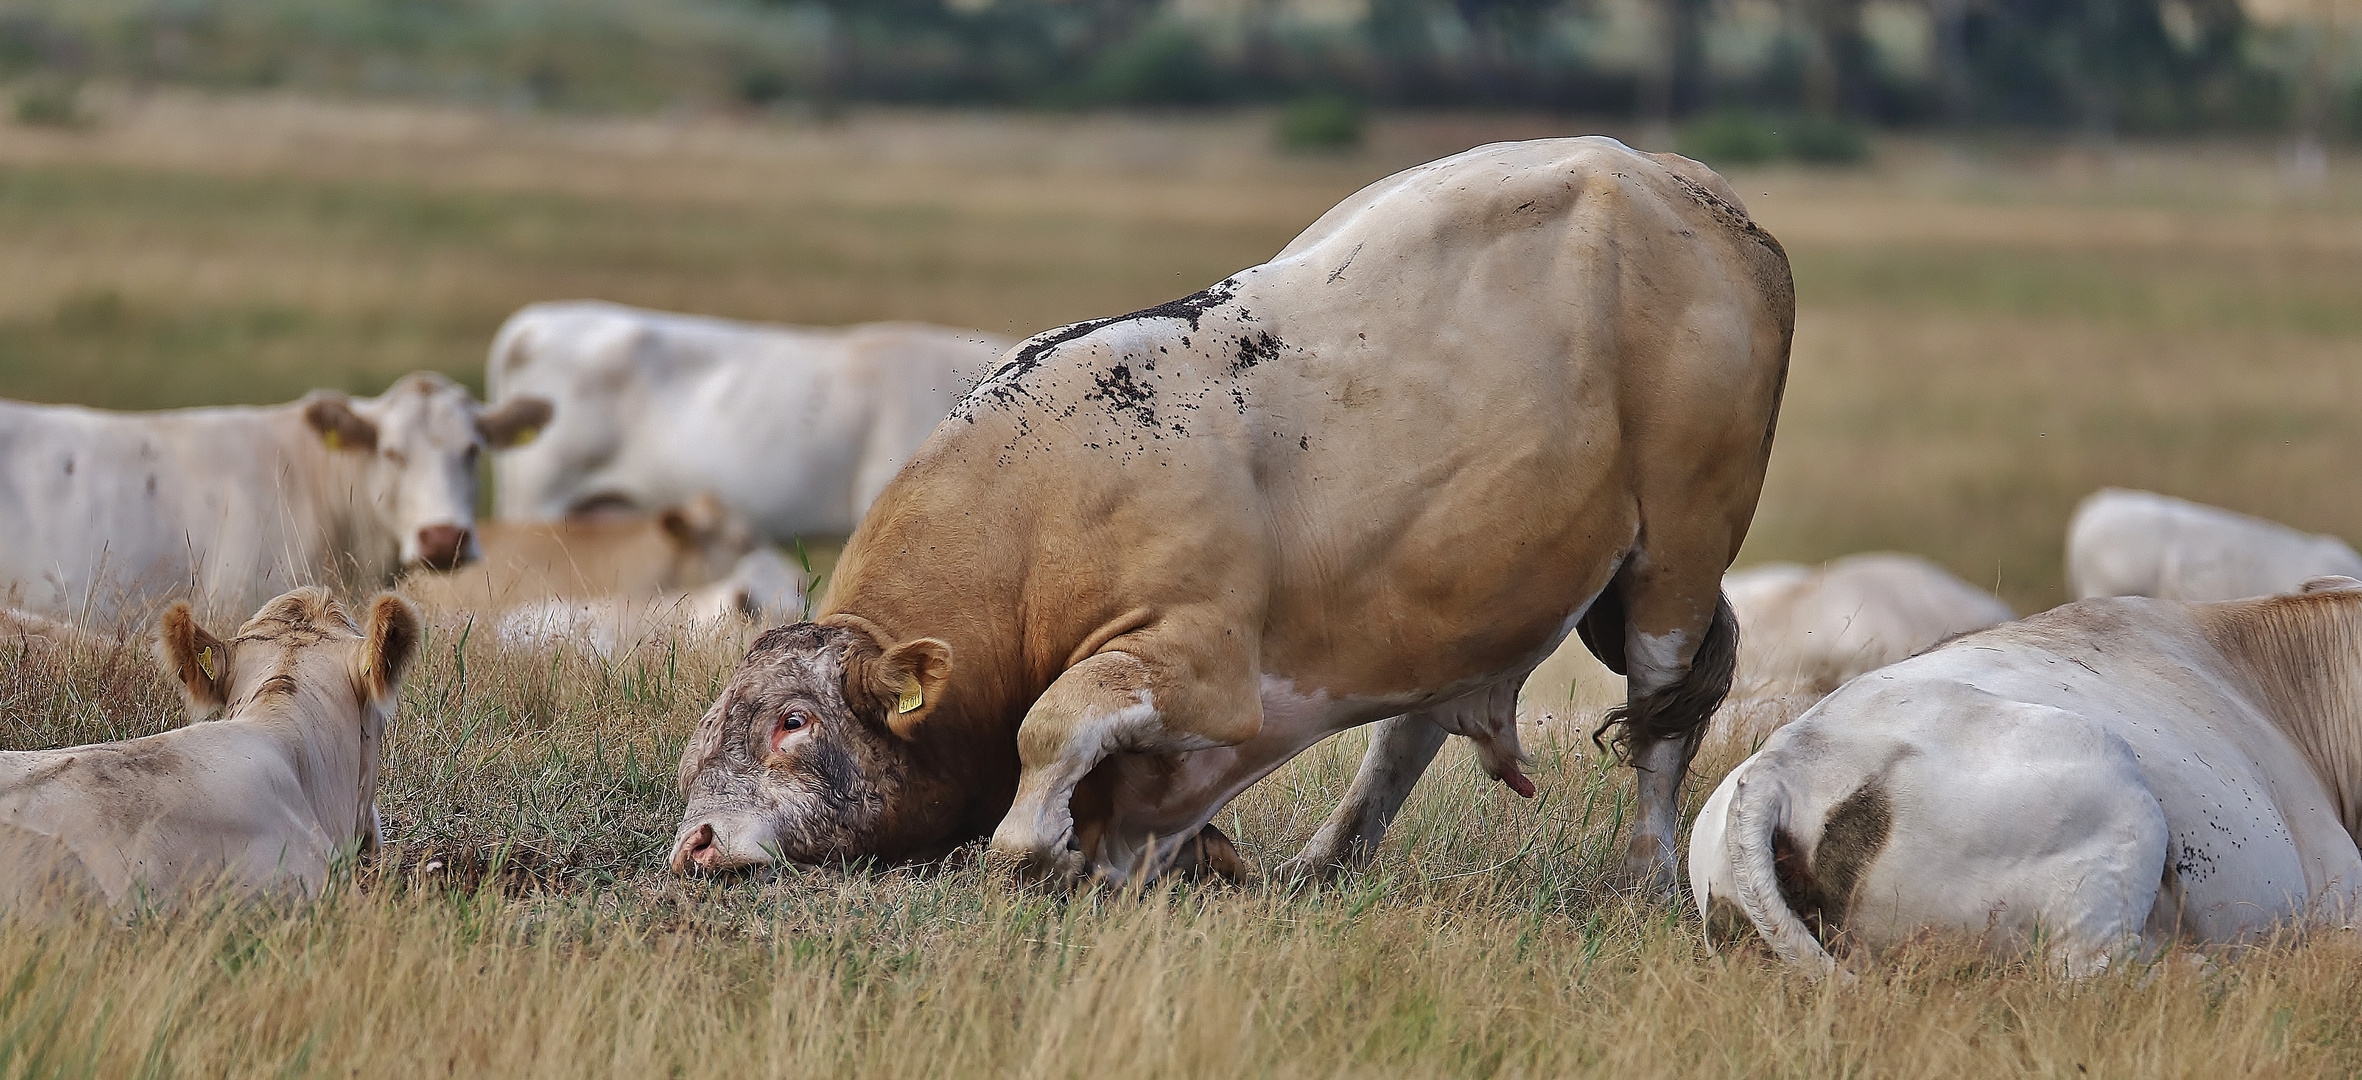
[0,0,2355,137]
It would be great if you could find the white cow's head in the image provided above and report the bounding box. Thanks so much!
[303,373,553,572]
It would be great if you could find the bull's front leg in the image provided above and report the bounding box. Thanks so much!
[988,637,1262,885]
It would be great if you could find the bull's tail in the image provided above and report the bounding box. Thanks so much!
[1589,589,1740,766]
[1726,770,1838,976]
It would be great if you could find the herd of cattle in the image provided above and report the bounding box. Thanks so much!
[4,137,2359,978]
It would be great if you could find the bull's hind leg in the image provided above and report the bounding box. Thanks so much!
[1582,558,1739,896]
[1276,678,1532,883]
[988,626,1261,885]
[1273,713,1449,882]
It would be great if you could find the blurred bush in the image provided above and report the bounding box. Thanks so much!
[0,0,2339,138]
[1274,93,1363,152]
[1678,109,1872,168]
[1085,21,1224,106]
[12,73,80,126]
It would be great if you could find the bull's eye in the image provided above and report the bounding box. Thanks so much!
[770,710,812,753]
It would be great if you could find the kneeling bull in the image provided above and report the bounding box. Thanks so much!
[672,137,1794,888]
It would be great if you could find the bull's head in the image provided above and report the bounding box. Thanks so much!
[670,616,954,873]
[303,374,552,572]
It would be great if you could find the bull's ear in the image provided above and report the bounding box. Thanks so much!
[477,395,553,450]
[303,394,378,453]
[359,594,422,704]
[155,603,230,718]
[875,637,953,740]
[825,614,953,739]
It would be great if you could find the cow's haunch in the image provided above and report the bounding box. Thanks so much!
[672,137,1795,889]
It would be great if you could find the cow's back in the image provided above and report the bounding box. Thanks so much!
[489,301,1006,538]
[2070,489,2362,601]
[1825,602,2361,927]
[0,401,352,626]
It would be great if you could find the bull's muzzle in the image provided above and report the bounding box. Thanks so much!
[671,822,719,875]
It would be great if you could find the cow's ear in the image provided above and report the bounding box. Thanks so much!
[155,603,230,717]
[658,492,729,546]
[2301,576,2362,595]
[303,395,378,453]
[358,593,422,704]
[478,395,553,450]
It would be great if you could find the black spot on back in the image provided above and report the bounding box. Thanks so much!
[953,280,1238,423]
[1231,332,1280,376]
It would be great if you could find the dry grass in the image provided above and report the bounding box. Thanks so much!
[5,94,2362,1077]
[13,626,2362,1079]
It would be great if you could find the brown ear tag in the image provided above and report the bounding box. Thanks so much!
[197,647,216,680]
[322,429,343,451]
[896,678,923,715]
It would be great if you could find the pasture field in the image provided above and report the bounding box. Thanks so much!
[4,92,2362,1077]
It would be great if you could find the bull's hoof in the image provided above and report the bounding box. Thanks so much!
[982,841,1090,887]
[1609,849,1680,900]
[1268,852,1349,890]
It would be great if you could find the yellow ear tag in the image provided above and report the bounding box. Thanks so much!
[322,429,343,451]
[896,679,923,715]
[514,426,539,447]
[197,647,216,680]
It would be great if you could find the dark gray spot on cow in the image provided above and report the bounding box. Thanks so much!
[952,280,1238,423]
[1231,332,1280,377]
[1772,781,1893,947]
[1326,243,1362,284]
[1086,364,1159,432]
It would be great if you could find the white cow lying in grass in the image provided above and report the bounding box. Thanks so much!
[1725,553,2014,697]
[1692,577,2362,977]
[0,588,420,911]
[493,547,805,659]
[402,492,760,613]
[1713,553,2015,747]
[0,373,550,627]
[2069,488,2362,601]
[488,300,1010,541]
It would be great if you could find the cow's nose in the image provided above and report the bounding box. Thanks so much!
[415,524,471,571]
[674,823,717,875]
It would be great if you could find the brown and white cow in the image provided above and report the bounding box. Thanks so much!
[670,137,1794,889]
[1691,578,2362,976]
[0,373,549,627]
[0,588,420,911]
[400,492,761,613]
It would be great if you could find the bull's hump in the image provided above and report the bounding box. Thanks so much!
[949,277,1304,467]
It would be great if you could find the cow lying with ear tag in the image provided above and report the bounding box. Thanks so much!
[0,587,419,912]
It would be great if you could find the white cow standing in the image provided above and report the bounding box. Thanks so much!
[2068,488,2362,601]
[0,373,549,627]
[487,301,1011,540]
[1,588,420,911]
[1691,578,2362,977]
